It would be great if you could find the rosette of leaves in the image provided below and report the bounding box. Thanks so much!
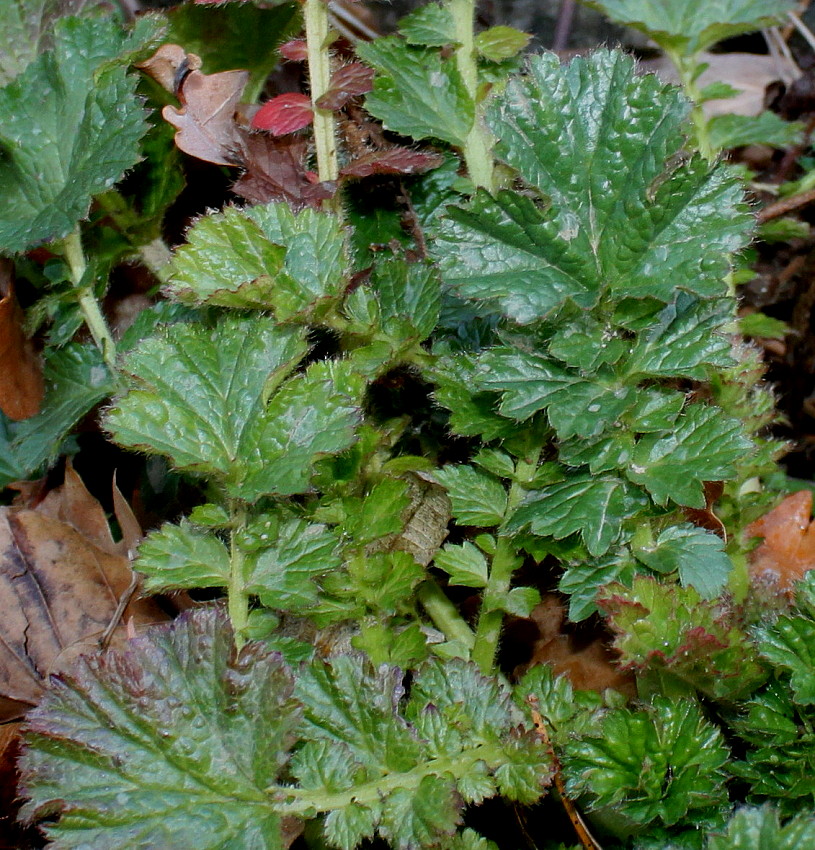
[429,50,755,618]
[20,609,551,848]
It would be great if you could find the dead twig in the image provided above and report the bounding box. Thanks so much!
[756,186,815,223]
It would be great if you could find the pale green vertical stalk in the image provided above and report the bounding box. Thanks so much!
[305,0,338,184]
[418,580,475,653]
[471,447,542,674]
[668,51,715,162]
[228,502,250,648]
[61,226,118,376]
[448,0,494,190]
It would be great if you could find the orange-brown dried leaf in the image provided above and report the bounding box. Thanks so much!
[0,259,43,421]
[162,68,249,166]
[136,43,202,94]
[0,470,166,722]
[517,595,636,698]
[746,490,815,591]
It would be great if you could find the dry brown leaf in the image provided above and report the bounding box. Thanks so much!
[0,467,167,722]
[162,67,249,166]
[517,595,636,698]
[746,490,815,591]
[0,259,43,421]
[136,43,202,94]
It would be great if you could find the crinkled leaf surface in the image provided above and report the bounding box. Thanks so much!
[105,315,307,486]
[583,0,797,56]
[434,465,507,526]
[0,343,112,487]
[20,608,301,849]
[627,404,752,508]
[246,518,342,611]
[566,696,729,826]
[507,474,648,556]
[0,15,160,253]
[707,805,815,850]
[283,656,549,849]
[136,520,231,592]
[757,614,815,705]
[633,523,732,598]
[398,2,456,46]
[357,37,473,147]
[434,51,750,323]
[434,541,489,588]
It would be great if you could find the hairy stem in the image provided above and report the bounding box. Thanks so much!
[305,0,339,185]
[228,502,250,647]
[668,51,715,161]
[418,580,475,654]
[448,0,494,190]
[61,227,118,376]
[471,446,542,674]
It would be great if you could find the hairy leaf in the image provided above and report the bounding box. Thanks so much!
[435,51,750,323]
[357,37,473,147]
[434,464,508,526]
[0,15,161,252]
[507,474,648,556]
[20,608,301,848]
[583,0,797,56]
[707,805,815,849]
[434,541,489,588]
[566,696,729,826]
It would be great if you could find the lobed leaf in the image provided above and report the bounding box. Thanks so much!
[20,608,302,849]
[707,805,815,849]
[434,464,508,527]
[434,51,750,323]
[0,15,161,253]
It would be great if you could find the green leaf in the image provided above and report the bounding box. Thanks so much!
[430,353,517,441]
[239,359,364,500]
[0,15,161,253]
[0,343,112,487]
[474,26,531,62]
[566,696,729,826]
[625,293,733,380]
[627,404,752,508]
[358,37,473,147]
[633,523,732,598]
[343,478,412,546]
[434,464,508,526]
[372,256,442,342]
[398,2,457,46]
[246,202,347,322]
[558,549,637,621]
[0,0,112,85]
[136,520,231,592]
[583,0,798,56]
[105,315,307,483]
[434,541,489,588]
[20,608,301,849]
[548,315,627,371]
[757,615,815,705]
[434,51,750,323]
[246,518,342,611]
[708,112,803,151]
[165,207,290,309]
[445,829,500,850]
[507,474,648,556]
[599,576,767,700]
[707,805,815,849]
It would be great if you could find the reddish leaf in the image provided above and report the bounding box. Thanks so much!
[316,62,374,111]
[162,68,249,166]
[341,147,445,178]
[746,490,815,591]
[233,133,335,210]
[0,260,43,421]
[279,39,308,61]
[252,92,313,135]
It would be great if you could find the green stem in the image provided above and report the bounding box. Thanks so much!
[228,502,250,647]
[304,0,338,186]
[61,227,118,375]
[448,0,494,190]
[471,445,542,674]
[669,51,715,162]
[418,580,475,653]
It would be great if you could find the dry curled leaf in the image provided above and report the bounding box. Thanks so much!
[0,259,43,421]
[162,67,249,166]
[341,147,445,178]
[746,490,815,591]
[0,465,167,722]
[517,595,636,697]
[136,43,202,95]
